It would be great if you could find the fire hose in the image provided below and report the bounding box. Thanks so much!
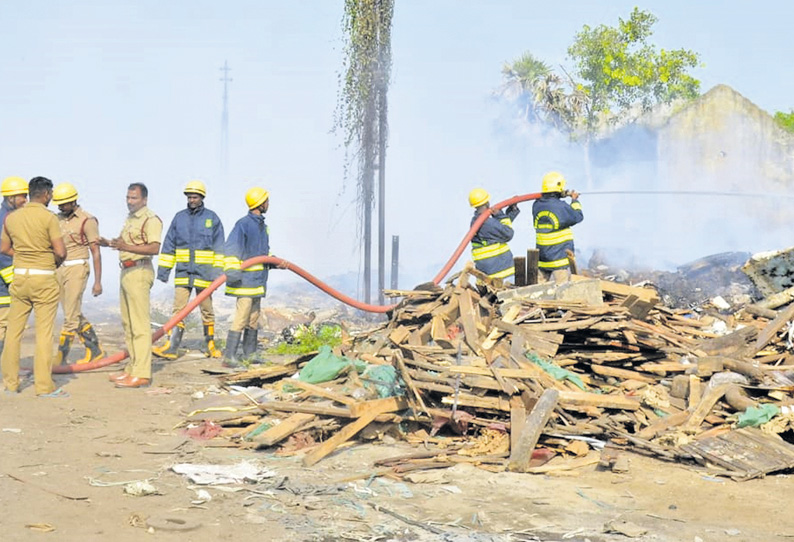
[52,192,543,374]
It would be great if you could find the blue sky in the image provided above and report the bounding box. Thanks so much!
[0,1,790,296]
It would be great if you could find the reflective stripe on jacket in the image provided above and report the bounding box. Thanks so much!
[470,207,519,279]
[532,195,583,270]
[223,212,269,298]
[157,204,225,289]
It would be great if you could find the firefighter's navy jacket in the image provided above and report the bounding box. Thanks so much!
[157,204,225,289]
[223,211,269,298]
[0,200,14,306]
[470,206,520,279]
[532,194,583,270]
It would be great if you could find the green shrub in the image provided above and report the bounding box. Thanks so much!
[267,324,342,355]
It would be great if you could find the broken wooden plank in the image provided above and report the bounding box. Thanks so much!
[258,401,354,418]
[508,389,559,472]
[302,397,409,467]
[509,396,526,453]
[681,384,731,432]
[252,413,316,448]
[558,390,640,411]
[287,379,358,407]
[589,364,655,384]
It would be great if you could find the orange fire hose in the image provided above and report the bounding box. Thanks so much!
[52,192,542,374]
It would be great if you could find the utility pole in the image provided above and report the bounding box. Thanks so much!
[219,60,232,176]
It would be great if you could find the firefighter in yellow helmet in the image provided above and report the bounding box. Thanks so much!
[53,182,105,364]
[468,188,520,283]
[153,180,226,360]
[0,177,28,354]
[221,187,271,367]
[532,171,583,283]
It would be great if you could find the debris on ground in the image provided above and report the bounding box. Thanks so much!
[176,254,794,482]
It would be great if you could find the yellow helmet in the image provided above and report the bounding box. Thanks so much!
[1,176,28,197]
[468,188,490,208]
[183,180,207,197]
[245,187,270,210]
[52,182,79,205]
[541,171,566,193]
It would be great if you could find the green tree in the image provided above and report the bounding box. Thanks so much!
[568,7,700,132]
[499,8,700,187]
[774,110,794,133]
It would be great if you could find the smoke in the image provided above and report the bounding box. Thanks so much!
[485,89,794,275]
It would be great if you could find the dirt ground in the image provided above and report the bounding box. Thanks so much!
[2,326,794,542]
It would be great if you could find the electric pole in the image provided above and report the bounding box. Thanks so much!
[219,60,232,176]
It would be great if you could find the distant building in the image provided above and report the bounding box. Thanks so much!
[584,85,794,267]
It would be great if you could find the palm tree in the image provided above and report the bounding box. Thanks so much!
[499,52,553,123]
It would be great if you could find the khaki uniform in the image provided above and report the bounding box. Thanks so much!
[56,206,99,333]
[231,297,261,332]
[118,206,162,379]
[0,202,62,394]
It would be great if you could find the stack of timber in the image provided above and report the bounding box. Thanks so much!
[200,265,794,480]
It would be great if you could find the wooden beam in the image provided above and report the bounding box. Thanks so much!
[557,390,640,411]
[252,413,316,448]
[258,401,354,418]
[303,397,408,467]
[508,389,559,472]
[526,249,539,285]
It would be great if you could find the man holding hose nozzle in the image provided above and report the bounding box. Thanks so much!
[532,171,583,283]
[468,188,520,285]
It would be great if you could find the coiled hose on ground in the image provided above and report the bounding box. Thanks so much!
[53,192,542,374]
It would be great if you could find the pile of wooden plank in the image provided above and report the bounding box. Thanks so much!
[199,264,794,480]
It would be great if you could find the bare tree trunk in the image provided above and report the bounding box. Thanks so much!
[377,93,387,306]
[362,95,377,304]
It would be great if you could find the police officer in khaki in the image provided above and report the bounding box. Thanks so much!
[53,183,105,364]
[0,176,29,355]
[1,177,67,396]
[99,183,162,388]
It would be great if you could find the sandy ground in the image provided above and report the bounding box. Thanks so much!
[2,325,794,542]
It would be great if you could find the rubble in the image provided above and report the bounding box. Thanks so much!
[180,259,794,482]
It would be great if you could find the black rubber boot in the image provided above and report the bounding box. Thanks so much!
[57,332,75,365]
[77,323,104,364]
[242,328,258,358]
[223,330,242,368]
[153,325,184,360]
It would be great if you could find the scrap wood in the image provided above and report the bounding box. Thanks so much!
[251,413,317,448]
[754,301,794,352]
[525,454,600,474]
[219,363,298,384]
[286,379,357,406]
[302,397,408,466]
[681,384,731,432]
[392,351,429,415]
[508,389,559,472]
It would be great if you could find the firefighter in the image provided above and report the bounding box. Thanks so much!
[53,182,104,364]
[153,180,225,360]
[0,176,28,354]
[222,187,271,367]
[468,188,520,283]
[532,171,583,283]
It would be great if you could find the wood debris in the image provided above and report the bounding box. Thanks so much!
[190,265,794,480]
